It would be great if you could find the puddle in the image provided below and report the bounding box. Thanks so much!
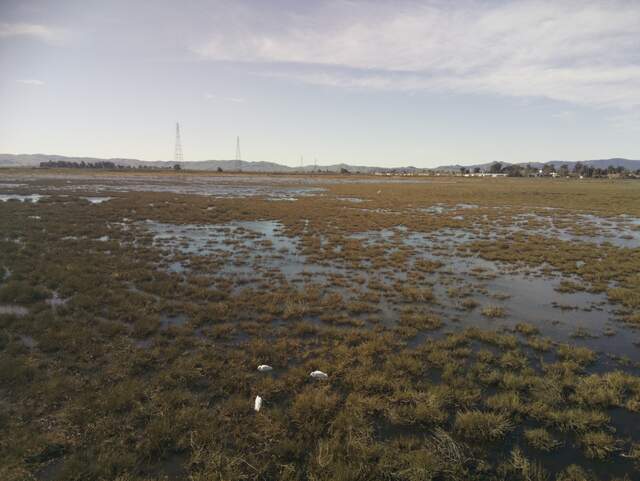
[160,313,188,329]
[0,304,29,316]
[141,219,640,363]
[46,292,68,308]
[147,220,313,281]
[0,183,27,188]
[337,197,367,203]
[4,174,326,199]
[409,206,640,249]
[136,338,154,349]
[418,203,479,214]
[505,212,640,248]
[20,334,37,348]
[0,194,45,202]
[82,196,112,204]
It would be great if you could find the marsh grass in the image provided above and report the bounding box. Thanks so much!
[502,447,549,481]
[399,286,435,303]
[524,428,562,452]
[481,305,506,318]
[399,309,443,331]
[460,298,479,310]
[515,322,540,336]
[580,431,619,460]
[1,172,640,480]
[454,410,513,441]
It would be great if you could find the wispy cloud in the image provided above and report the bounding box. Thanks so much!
[608,108,640,131]
[0,22,68,44]
[552,110,576,121]
[204,92,246,103]
[193,0,640,110]
[17,79,45,86]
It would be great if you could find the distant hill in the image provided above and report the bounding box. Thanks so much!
[0,153,407,173]
[1,153,639,173]
[435,158,640,172]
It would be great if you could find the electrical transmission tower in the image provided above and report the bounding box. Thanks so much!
[235,136,241,171]
[174,122,183,163]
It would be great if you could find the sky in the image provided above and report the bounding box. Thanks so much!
[0,0,639,168]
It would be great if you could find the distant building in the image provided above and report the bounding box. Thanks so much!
[463,172,507,178]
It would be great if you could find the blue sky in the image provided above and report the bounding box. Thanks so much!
[1,0,639,167]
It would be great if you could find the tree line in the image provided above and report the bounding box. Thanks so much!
[460,161,639,177]
[39,160,174,170]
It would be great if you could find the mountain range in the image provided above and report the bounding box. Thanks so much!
[1,153,639,173]
[0,153,391,173]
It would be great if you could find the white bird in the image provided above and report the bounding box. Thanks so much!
[310,370,328,380]
[254,395,262,412]
[257,364,273,372]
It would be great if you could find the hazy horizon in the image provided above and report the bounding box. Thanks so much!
[3,151,640,172]
[1,0,639,167]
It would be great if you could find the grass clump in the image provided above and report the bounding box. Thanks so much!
[486,391,524,415]
[515,322,539,336]
[460,297,479,310]
[500,447,549,481]
[552,408,610,433]
[571,371,635,407]
[399,310,443,330]
[555,464,594,481]
[400,286,434,303]
[557,344,596,366]
[524,428,562,452]
[0,280,48,304]
[290,386,341,438]
[283,297,309,319]
[481,305,505,318]
[555,280,584,293]
[579,431,618,460]
[454,410,513,441]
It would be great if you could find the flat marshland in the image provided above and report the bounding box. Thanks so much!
[1,169,640,481]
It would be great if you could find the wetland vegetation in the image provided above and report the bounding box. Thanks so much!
[1,169,640,480]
